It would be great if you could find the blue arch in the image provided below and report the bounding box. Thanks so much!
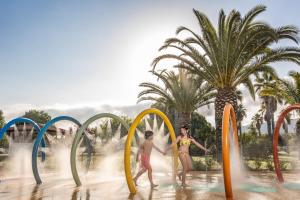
[0,117,46,162]
[32,116,92,184]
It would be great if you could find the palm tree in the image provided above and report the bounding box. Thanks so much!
[260,71,300,136]
[235,90,247,135]
[255,71,281,136]
[151,5,300,160]
[236,104,247,135]
[138,69,216,134]
[251,111,264,136]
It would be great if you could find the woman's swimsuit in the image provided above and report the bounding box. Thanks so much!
[179,138,191,155]
[180,138,191,146]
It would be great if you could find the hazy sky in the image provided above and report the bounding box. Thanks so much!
[1,0,300,123]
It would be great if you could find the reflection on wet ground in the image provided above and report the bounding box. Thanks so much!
[1,171,300,200]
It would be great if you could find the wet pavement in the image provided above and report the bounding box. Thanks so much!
[1,171,300,200]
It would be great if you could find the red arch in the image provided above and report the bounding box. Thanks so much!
[273,104,300,183]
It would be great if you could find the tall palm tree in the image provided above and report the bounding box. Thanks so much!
[235,90,247,135]
[152,5,300,160]
[236,104,247,135]
[251,111,264,136]
[255,71,281,136]
[260,71,300,136]
[138,69,216,134]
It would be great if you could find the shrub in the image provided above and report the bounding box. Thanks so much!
[192,159,206,171]
[253,159,263,170]
[205,156,214,170]
[280,161,289,171]
[0,135,9,150]
[266,159,274,171]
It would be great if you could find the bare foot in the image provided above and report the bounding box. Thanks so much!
[133,178,138,186]
[151,184,158,188]
[177,173,182,181]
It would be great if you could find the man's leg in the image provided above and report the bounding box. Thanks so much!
[133,168,147,186]
[147,168,158,188]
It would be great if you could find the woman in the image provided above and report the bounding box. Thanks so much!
[165,124,209,186]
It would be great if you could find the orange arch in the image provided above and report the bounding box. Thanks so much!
[273,104,300,183]
[222,103,241,200]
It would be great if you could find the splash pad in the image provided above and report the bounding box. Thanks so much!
[0,106,300,199]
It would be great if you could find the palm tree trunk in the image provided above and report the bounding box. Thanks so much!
[271,114,275,134]
[265,117,272,136]
[238,122,242,135]
[215,88,238,162]
[264,97,273,136]
[174,111,191,136]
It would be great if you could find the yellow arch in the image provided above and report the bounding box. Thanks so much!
[124,108,178,194]
[222,103,241,200]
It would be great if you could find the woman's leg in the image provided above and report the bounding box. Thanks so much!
[186,154,193,172]
[179,153,188,186]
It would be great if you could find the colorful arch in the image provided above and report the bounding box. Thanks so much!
[273,104,300,183]
[70,113,130,186]
[0,117,46,162]
[222,103,241,200]
[124,108,178,194]
[32,116,92,184]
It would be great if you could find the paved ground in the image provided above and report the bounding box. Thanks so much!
[1,171,300,200]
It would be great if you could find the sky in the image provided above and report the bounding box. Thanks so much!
[1,0,300,124]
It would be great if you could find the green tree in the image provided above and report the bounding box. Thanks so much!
[235,90,247,135]
[251,111,263,136]
[23,110,52,124]
[0,110,9,150]
[260,71,300,136]
[138,69,215,134]
[190,112,215,156]
[255,71,281,136]
[0,110,5,128]
[152,5,300,160]
[236,104,247,135]
[111,116,132,138]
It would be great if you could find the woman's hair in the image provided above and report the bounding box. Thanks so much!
[180,124,191,138]
[145,130,154,139]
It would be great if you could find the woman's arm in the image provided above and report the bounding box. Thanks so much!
[191,138,209,152]
[165,136,181,153]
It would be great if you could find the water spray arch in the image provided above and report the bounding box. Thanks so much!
[70,113,131,186]
[0,118,46,182]
[0,117,46,162]
[273,104,300,183]
[222,103,241,200]
[32,116,92,184]
[124,108,178,194]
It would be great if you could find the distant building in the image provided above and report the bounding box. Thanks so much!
[5,123,71,145]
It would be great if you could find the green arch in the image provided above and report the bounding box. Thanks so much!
[70,113,131,186]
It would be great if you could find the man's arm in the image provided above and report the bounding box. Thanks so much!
[136,144,143,162]
[165,136,181,153]
[153,144,165,155]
